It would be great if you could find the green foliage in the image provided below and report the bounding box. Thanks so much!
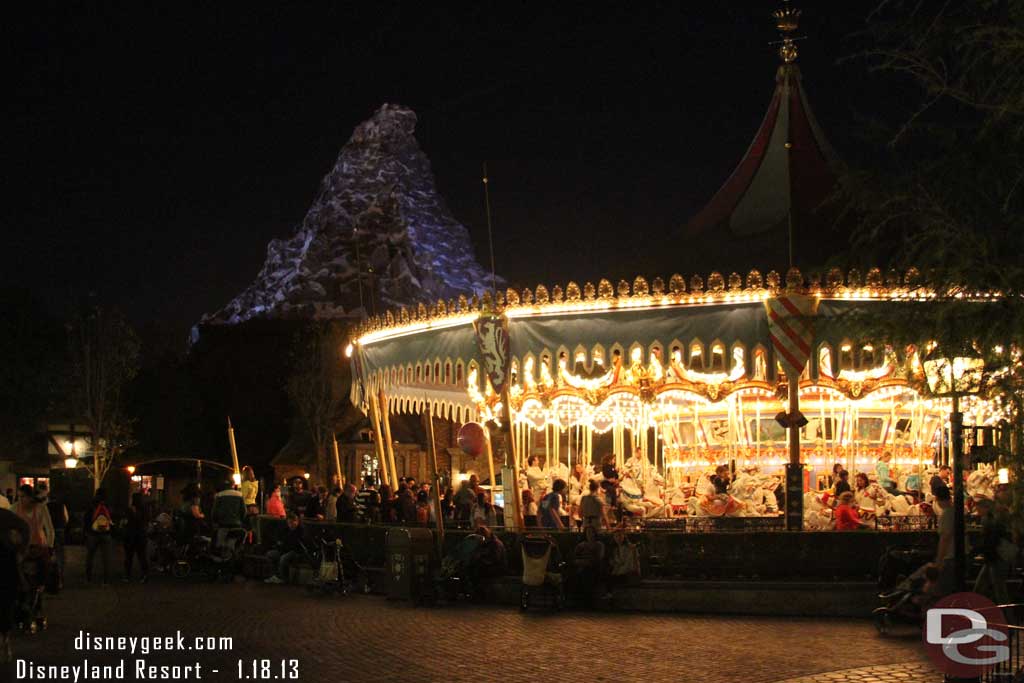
[843,0,1024,535]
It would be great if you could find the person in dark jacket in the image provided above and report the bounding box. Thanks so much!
[211,483,246,529]
[264,513,306,584]
[396,484,417,523]
[288,478,313,517]
[43,489,68,591]
[336,484,358,523]
[123,493,149,582]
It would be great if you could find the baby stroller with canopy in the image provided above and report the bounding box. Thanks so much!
[520,534,565,611]
[309,537,348,596]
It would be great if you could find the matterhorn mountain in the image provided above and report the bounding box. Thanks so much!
[202,104,493,326]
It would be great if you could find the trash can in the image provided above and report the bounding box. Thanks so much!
[385,527,434,601]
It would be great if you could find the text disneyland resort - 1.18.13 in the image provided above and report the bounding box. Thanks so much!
[14,630,300,681]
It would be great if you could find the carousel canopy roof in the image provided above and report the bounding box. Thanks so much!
[683,6,844,273]
[349,266,1001,417]
[686,64,840,240]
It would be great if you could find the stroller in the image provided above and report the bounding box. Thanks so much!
[308,537,348,596]
[435,533,484,603]
[148,514,177,574]
[15,551,48,634]
[520,534,566,611]
[203,527,248,581]
[873,544,940,635]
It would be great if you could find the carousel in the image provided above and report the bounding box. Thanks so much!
[345,4,1012,532]
[347,267,1011,531]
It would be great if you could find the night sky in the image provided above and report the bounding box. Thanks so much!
[8,2,893,339]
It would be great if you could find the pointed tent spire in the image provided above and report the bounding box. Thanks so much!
[685,3,842,271]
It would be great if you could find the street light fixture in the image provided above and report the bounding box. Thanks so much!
[63,439,79,470]
[922,345,985,592]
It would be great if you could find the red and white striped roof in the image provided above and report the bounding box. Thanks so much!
[686,63,842,269]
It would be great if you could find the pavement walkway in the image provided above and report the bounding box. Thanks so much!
[5,546,943,683]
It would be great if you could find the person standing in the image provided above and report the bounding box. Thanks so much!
[933,486,956,594]
[526,456,550,503]
[336,484,358,523]
[266,485,286,518]
[930,466,951,498]
[13,485,54,594]
[324,487,339,523]
[539,479,567,529]
[84,489,113,585]
[239,466,259,516]
[876,451,897,494]
[355,475,377,515]
[579,481,605,530]
[973,497,1014,604]
[122,492,149,582]
[42,486,67,591]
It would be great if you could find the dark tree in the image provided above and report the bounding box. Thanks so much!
[67,307,141,491]
[285,322,349,483]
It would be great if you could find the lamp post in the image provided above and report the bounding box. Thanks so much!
[922,349,984,592]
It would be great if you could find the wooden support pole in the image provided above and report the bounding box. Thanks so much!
[484,427,497,495]
[379,389,399,488]
[368,393,389,487]
[424,406,445,553]
[501,386,524,530]
[331,433,344,487]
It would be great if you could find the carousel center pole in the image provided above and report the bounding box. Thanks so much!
[785,375,803,531]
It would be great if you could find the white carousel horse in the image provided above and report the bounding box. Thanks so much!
[855,482,891,516]
[802,491,833,530]
[669,482,697,516]
[695,484,744,517]
[619,475,647,516]
[967,464,996,501]
[730,470,780,516]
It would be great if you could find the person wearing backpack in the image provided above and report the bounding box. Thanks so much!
[83,489,113,584]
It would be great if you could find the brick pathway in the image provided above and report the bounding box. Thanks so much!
[772,661,940,683]
[5,547,940,683]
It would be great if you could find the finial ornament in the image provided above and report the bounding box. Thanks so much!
[772,2,801,63]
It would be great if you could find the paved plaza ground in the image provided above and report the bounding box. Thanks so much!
[6,547,941,683]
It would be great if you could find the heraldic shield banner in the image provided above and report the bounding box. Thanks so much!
[473,314,511,395]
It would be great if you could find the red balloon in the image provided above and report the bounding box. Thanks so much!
[457,422,486,457]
